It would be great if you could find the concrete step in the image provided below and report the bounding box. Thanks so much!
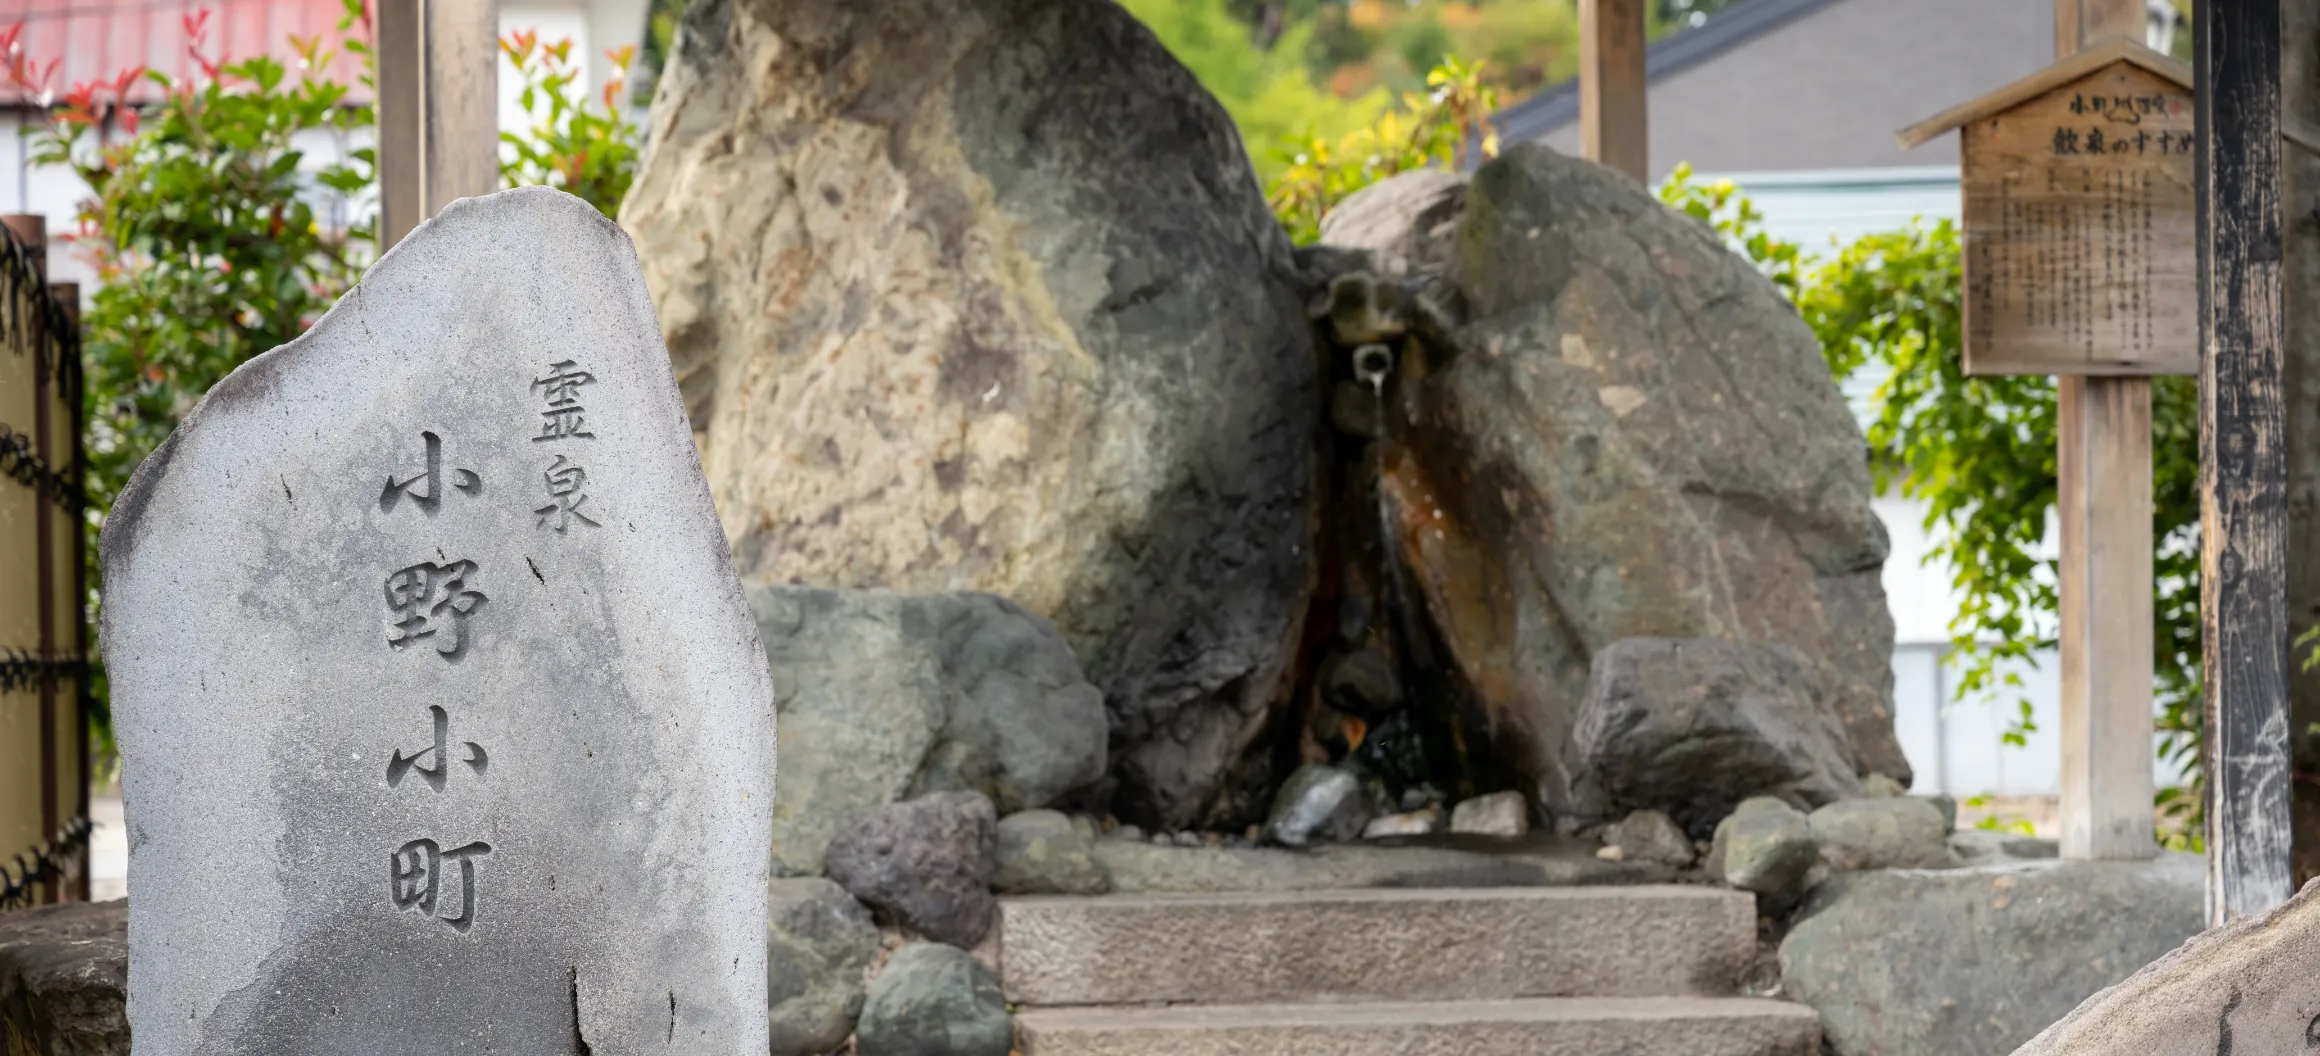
[1000,884,1755,1006]
[1014,996,1820,1056]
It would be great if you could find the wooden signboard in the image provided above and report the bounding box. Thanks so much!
[1901,40,2197,376]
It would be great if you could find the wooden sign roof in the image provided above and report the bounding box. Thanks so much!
[1898,37,2198,377]
[1895,37,2191,151]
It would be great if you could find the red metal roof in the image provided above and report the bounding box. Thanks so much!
[0,0,371,106]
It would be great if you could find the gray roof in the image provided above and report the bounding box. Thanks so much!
[1492,0,2057,178]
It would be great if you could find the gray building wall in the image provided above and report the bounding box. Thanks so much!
[1528,0,2054,178]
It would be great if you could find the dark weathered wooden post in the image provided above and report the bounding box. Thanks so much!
[2195,0,2292,925]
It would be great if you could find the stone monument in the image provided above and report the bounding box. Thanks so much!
[99,187,774,1054]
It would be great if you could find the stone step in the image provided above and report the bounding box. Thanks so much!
[1000,885,1755,1006]
[1014,996,1820,1056]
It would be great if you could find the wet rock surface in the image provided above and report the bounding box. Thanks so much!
[0,900,128,1056]
[628,0,1318,833]
[1782,854,2204,1056]
[750,585,1106,875]
[1310,148,1899,821]
[824,791,1001,948]
[766,879,881,1056]
[1263,764,1373,847]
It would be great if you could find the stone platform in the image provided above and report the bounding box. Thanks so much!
[1001,883,1815,1056]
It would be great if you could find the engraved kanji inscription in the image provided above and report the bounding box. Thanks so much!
[387,704,490,790]
[534,454,600,531]
[379,430,482,514]
[385,560,488,659]
[530,360,597,442]
[391,838,493,933]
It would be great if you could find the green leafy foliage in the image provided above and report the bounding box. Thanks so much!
[0,4,648,769]
[1660,166,2204,842]
[498,31,640,217]
[1119,0,1386,182]
[1265,55,1499,244]
[1,2,378,768]
[1655,162,1801,299]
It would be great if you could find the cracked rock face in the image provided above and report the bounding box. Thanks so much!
[623,0,1319,831]
[1311,146,1902,819]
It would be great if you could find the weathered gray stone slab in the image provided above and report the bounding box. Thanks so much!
[1780,854,2204,1056]
[2012,877,2320,1056]
[100,187,775,1054]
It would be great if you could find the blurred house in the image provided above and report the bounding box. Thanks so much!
[0,0,647,289]
[1494,0,2189,800]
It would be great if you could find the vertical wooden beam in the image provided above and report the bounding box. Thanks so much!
[422,0,500,217]
[1580,0,1648,182]
[2053,0,2160,863]
[2197,0,2292,925]
[3,215,56,901]
[2058,376,2159,859]
[376,0,423,250]
[378,0,500,250]
[53,279,84,903]
[2055,0,2149,52]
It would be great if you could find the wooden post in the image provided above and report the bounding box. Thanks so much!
[2055,0,2148,53]
[1580,0,1648,182]
[377,0,500,250]
[2196,0,2292,925]
[2058,376,2159,858]
[2054,0,2160,861]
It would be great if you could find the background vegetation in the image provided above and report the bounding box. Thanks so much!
[23,0,2202,842]
[1659,170,2204,844]
[3,0,636,771]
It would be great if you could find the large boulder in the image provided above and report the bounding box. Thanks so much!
[627,0,1320,832]
[0,899,128,1056]
[1572,637,1862,830]
[1312,147,1901,820]
[2015,877,2320,1056]
[750,585,1107,875]
[1780,855,2204,1056]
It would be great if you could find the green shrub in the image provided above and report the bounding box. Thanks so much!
[1661,166,2202,845]
[1,2,646,768]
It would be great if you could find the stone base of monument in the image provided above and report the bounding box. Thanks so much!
[1779,853,2206,1056]
[0,900,128,1056]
